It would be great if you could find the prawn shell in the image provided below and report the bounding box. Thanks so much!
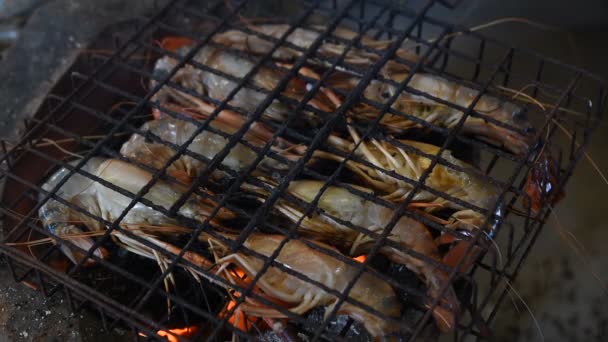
[231,234,402,338]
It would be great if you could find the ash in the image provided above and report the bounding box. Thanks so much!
[0,258,128,341]
[300,308,372,341]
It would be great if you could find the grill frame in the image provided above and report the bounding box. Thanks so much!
[0,0,605,341]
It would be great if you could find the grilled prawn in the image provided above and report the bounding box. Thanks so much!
[120,102,307,184]
[213,24,531,155]
[39,157,230,264]
[152,42,334,123]
[212,24,417,71]
[245,179,458,331]
[322,130,500,230]
[201,233,403,339]
[102,225,403,338]
[351,73,531,155]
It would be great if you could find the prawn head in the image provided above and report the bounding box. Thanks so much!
[523,149,564,216]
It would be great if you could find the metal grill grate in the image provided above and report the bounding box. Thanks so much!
[0,0,605,341]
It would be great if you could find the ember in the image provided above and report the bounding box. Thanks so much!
[354,255,366,263]
[222,300,257,332]
[138,326,197,342]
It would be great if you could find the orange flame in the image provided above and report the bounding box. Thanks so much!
[221,267,263,332]
[233,269,246,279]
[354,255,366,263]
[138,326,197,341]
[156,36,194,52]
[222,300,258,332]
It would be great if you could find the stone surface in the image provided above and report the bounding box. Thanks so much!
[0,258,131,342]
[0,0,168,141]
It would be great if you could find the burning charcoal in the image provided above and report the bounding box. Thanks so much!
[260,330,285,342]
[296,308,372,342]
[387,263,427,303]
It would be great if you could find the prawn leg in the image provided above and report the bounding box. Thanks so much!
[39,193,108,266]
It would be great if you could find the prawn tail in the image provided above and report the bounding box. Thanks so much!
[425,271,460,332]
[429,290,459,333]
[523,148,564,217]
[49,224,108,266]
[460,119,531,156]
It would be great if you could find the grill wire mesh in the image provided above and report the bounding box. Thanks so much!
[0,0,605,341]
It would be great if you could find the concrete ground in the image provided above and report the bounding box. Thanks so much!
[0,0,606,341]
